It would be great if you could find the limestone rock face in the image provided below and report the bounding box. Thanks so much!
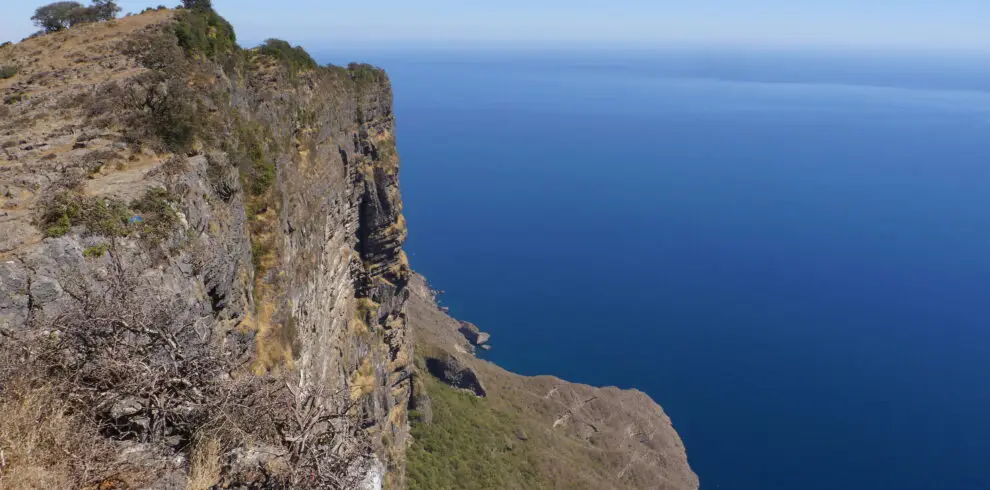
[0,9,697,489]
[0,10,412,487]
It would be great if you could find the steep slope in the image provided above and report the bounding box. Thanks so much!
[1,8,410,488]
[0,6,696,490]
[404,275,699,489]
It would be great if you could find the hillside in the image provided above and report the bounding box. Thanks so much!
[0,5,695,489]
[404,275,698,489]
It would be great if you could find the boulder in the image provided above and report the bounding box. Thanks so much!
[457,321,491,347]
[425,354,486,397]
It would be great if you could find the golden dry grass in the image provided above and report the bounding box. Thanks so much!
[0,9,173,94]
[349,357,377,401]
[0,379,117,489]
[186,436,222,490]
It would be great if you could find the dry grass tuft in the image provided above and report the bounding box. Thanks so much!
[187,435,222,490]
[0,376,118,489]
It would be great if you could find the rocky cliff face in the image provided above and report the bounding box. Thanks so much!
[0,9,411,488]
[0,8,695,490]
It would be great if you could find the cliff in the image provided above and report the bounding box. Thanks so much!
[1,8,410,488]
[0,7,695,489]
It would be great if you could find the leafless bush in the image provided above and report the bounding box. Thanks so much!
[0,254,374,488]
[47,259,237,444]
[275,378,373,489]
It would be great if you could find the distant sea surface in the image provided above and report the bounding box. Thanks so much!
[319,48,990,489]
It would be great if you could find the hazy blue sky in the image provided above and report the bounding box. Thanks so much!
[2,0,988,52]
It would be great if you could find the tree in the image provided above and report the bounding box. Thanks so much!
[31,0,119,33]
[89,0,121,20]
[181,0,212,10]
[31,1,83,32]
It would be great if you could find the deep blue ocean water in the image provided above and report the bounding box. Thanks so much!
[322,49,990,489]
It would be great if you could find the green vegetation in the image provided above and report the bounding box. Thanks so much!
[406,375,546,490]
[376,138,397,161]
[40,189,178,241]
[229,116,275,195]
[173,6,236,60]
[348,63,386,88]
[4,94,24,105]
[40,193,129,238]
[149,78,201,152]
[82,244,109,258]
[32,1,84,32]
[31,1,119,33]
[326,63,387,88]
[181,0,212,10]
[0,65,18,79]
[131,187,180,241]
[256,38,317,74]
[139,5,168,14]
[251,240,272,272]
[120,15,207,153]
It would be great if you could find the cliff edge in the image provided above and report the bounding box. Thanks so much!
[0,6,695,489]
[1,7,410,488]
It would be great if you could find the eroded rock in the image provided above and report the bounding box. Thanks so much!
[425,354,487,397]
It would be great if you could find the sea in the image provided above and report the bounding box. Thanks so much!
[319,47,990,490]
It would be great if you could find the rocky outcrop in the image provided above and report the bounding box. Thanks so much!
[424,354,487,397]
[0,9,411,488]
[457,320,491,349]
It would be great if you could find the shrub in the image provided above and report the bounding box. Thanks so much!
[230,118,275,195]
[39,192,130,238]
[66,0,120,25]
[123,73,201,152]
[44,213,72,237]
[256,38,317,74]
[131,187,179,241]
[39,193,79,237]
[0,261,373,487]
[149,78,200,151]
[0,65,18,79]
[181,0,212,10]
[38,189,177,240]
[173,7,236,60]
[83,243,109,258]
[91,0,120,17]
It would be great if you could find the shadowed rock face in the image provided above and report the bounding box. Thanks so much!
[457,320,491,348]
[425,355,487,397]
